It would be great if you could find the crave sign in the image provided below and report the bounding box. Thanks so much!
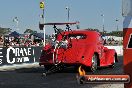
[0,47,42,65]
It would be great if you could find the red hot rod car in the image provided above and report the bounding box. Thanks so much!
[39,22,118,72]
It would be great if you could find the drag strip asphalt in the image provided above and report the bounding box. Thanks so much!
[0,56,124,88]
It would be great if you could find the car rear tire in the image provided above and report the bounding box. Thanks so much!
[110,55,116,68]
[91,54,98,72]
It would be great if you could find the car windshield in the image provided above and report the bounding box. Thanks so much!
[68,34,86,39]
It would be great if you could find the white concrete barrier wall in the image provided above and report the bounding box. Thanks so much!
[105,46,123,56]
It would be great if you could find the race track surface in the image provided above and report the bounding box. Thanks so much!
[0,56,124,88]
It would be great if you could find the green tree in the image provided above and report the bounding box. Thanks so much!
[24,29,34,34]
[0,27,11,35]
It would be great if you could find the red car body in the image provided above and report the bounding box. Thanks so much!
[39,30,117,70]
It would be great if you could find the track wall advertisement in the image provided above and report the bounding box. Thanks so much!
[0,47,42,66]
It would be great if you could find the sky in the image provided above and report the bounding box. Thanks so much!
[0,0,122,35]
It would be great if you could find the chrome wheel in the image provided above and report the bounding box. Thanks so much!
[91,54,98,72]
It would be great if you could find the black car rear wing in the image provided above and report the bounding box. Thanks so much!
[39,22,79,31]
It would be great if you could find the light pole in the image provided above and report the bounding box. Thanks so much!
[13,17,19,31]
[101,14,105,34]
[40,1,45,46]
[66,6,70,22]
[116,19,119,31]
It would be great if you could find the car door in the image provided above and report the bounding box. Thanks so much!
[63,34,79,63]
[64,34,86,62]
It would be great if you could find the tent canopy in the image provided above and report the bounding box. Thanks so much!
[33,33,44,39]
[9,31,20,37]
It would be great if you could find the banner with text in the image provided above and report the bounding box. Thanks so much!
[0,47,42,66]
